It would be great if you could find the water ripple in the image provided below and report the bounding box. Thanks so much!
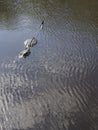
[0,0,98,129]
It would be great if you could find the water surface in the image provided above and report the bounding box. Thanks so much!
[0,0,98,130]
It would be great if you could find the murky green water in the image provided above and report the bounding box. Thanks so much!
[0,0,98,130]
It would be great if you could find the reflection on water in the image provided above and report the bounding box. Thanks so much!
[0,0,98,130]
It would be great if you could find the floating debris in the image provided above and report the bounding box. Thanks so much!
[18,21,44,58]
[19,47,31,58]
[24,37,37,48]
[40,20,44,30]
